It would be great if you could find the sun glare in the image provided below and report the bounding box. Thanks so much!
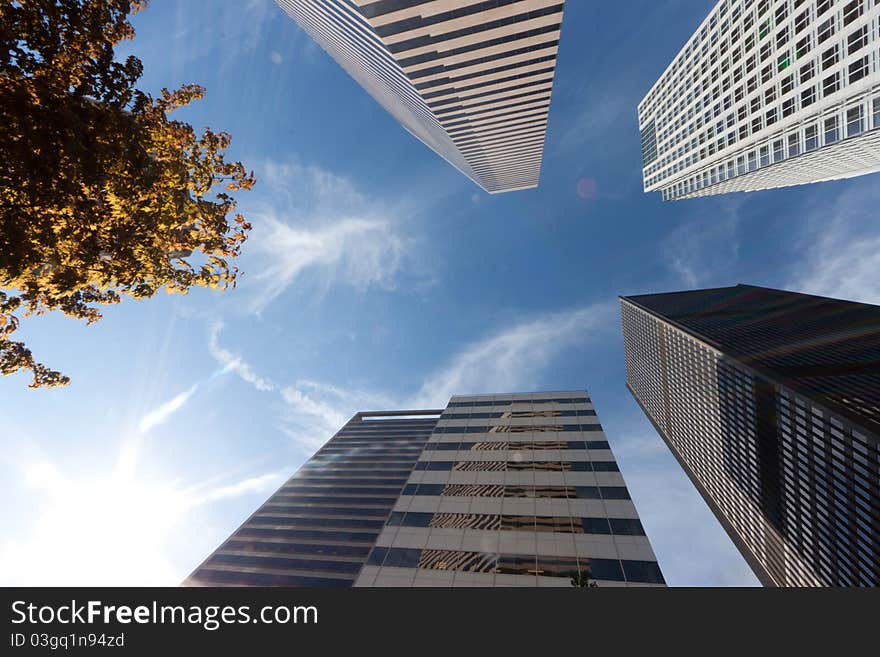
[2,459,193,586]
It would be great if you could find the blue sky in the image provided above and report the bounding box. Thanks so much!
[2,0,879,587]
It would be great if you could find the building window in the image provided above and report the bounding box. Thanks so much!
[799,61,815,84]
[846,105,864,137]
[822,72,839,96]
[824,116,839,144]
[847,26,868,55]
[801,86,816,108]
[843,0,864,26]
[817,17,835,44]
[848,56,869,84]
[778,52,791,72]
[805,125,818,151]
[788,132,800,158]
[773,138,785,162]
[821,44,839,71]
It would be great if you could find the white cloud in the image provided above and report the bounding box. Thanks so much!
[196,472,284,504]
[790,183,880,305]
[273,304,614,452]
[251,217,404,310]
[411,304,614,407]
[203,304,617,453]
[280,380,395,452]
[662,201,742,288]
[208,321,274,391]
[137,384,199,434]
[244,161,409,312]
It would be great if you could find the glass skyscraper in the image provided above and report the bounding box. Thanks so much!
[274,0,567,193]
[621,284,880,586]
[639,0,880,201]
[185,392,665,587]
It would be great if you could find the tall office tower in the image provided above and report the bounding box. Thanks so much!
[621,285,880,587]
[274,1,566,193]
[185,392,665,587]
[639,0,880,201]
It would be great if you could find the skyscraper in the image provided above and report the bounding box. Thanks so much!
[639,0,880,201]
[274,0,566,193]
[621,284,880,586]
[185,392,665,587]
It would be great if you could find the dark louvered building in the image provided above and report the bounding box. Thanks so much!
[621,284,880,587]
[185,392,665,587]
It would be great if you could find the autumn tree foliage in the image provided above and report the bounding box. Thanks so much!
[0,0,255,388]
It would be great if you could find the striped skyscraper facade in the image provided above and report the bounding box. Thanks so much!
[275,0,566,193]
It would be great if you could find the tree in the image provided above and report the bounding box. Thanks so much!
[570,571,599,588]
[0,0,255,388]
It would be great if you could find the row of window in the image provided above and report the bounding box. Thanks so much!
[249,516,387,530]
[400,483,632,500]
[297,468,414,477]
[366,547,665,584]
[282,486,403,497]
[663,95,880,199]
[236,527,380,543]
[446,397,590,408]
[318,444,426,452]
[648,71,880,190]
[190,569,352,587]
[302,451,421,470]
[223,540,372,558]
[433,423,603,434]
[649,36,876,173]
[386,511,646,536]
[309,455,421,464]
[290,476,409,486]
[260,505,390,518]
[271,494,399,506]
[439,409,597,420]
[209,553,363,575]
[412,460,620,472]
[423,440,611,451]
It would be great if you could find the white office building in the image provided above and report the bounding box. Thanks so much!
[639,0,880,201]
[276,0,567,194]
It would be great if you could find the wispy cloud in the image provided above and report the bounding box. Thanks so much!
[272,303,614,452]
[662,200,743,288]
[127,0,283,75]
[137,384,199,434]
[243,161,410,312]
[197,297,760,586]
[195,472,284,504]
[410,304,614,407]
[789,181,880,305]
[208,320,274,391]
[280,380,395,453]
